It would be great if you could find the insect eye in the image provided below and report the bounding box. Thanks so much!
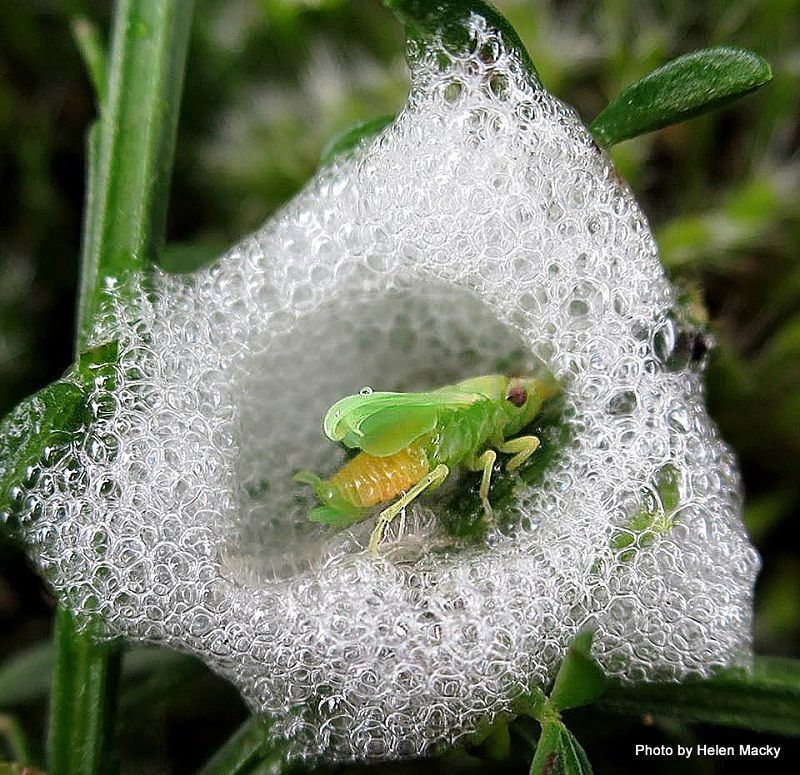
[506,385,527,407]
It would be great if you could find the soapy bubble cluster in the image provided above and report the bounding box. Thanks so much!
[3,10,758,763]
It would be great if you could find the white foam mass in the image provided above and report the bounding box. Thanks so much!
[5,10,759,763]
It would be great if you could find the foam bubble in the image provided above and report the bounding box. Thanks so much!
[4,10,758,763]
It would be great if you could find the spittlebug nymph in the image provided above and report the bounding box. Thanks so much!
[295,373,559,554]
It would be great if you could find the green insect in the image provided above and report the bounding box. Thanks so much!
[295,373,559,554]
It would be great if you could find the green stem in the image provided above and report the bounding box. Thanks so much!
[75,0,195,349]
[47,609,122,774]
[48,1,194,773]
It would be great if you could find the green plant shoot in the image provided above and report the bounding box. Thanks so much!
[295,373,559,553]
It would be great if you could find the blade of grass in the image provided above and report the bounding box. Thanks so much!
[0,713,37,767]
[49,2,194,774]
[196,716,277,775]
[71,17,108,106]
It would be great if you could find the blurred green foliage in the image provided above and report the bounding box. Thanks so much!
[1,0,798,771]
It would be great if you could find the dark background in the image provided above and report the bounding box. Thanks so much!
[1,1,798,772]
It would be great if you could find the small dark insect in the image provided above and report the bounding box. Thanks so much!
[676,328,710,365]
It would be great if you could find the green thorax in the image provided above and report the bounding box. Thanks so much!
[421,374,557,465]
[422,400,508,466]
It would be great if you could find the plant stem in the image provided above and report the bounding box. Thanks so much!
[48,1,194,773]
[47,609,122,774]
[75,0,195,350]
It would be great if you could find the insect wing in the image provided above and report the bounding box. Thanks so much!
[346,404,440,456]
[324,390,480,456]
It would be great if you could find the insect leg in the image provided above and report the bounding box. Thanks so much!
[368,464,450,555]
[466,449,497,519]
[498,435,541,471]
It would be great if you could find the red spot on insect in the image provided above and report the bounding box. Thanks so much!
[506,385,527,407]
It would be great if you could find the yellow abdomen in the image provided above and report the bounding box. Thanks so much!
[330,445,429,508]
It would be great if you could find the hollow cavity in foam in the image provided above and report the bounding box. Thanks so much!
[5,9,759,764]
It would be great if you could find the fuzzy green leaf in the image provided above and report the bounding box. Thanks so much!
[549,630,607,712]
[528,719,561,775]
[385,0,540,84]
[598,657,800,735]
[529,720,592,775]
[590,47,772,148]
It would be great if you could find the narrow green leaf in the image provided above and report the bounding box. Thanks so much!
[482,717,511,761]
[598,657,800,736]
[555,726,593,774]
[0,341,118,534]
[530,720,592,775]
[549,630,607,712]
[590,48,772,148]
[529,719,561,775]
[78,340,120,391]
[0,713,37,766]
[320,115,394,166]
[71,17,108,106]
[196,716,273,775]
[385,0,540,84]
